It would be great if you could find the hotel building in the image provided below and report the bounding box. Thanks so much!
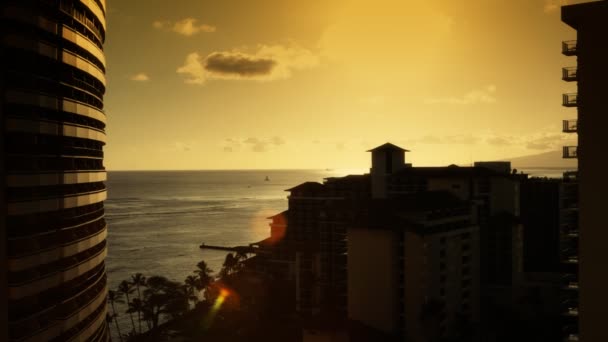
[1,0,109,341]
[258,143,522,340]
[561,2,608,341]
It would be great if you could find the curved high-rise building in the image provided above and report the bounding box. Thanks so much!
[1,0,109,341]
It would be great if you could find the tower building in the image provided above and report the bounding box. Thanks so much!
[1,0,109,340]
[561,2,608,341]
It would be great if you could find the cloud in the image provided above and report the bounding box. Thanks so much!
[223,137,286,152]
[153,18,216,36]
[407,130,575,151]
[524,132,574,150]
[130,73,150,82]
[177,43,319,84]
[480,131,575,151]
[206,53,277,77]
[544,0,569,13]
[425,85,497,105]
[486,136,512,146]
[413,134,479,145]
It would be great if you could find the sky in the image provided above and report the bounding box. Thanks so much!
[103,0,588,170]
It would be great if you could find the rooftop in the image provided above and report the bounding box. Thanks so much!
[391,165,503,178]
[366,142,410,152]
[285,182,324,192]
[562,0,608,29]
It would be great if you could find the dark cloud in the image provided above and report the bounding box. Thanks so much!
[205,53,277,77]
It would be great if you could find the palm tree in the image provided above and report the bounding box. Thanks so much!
[194,260,214,296]
[127,298,146,333]
[130,273,146,333]
[184,275,200,307]
[107,290,125,342]
[106,313,114,342]
[118,280,137,334]
[142,276,188,328]
[220,253,238,279]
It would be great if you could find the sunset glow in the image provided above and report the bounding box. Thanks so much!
[104,0,586,170]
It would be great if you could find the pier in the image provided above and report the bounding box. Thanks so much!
[199,243,256,254]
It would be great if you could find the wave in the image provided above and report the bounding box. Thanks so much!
[105,207,233,219]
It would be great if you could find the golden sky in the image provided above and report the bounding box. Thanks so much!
[103,0,587,170]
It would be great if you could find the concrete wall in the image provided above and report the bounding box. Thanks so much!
[348,228,396,333]
[403,232,427,342]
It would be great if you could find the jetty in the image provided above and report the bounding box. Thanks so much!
[199,243,256,254]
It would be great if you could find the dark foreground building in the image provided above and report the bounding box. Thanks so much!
[1,1,109,341]
[561,1,608,341]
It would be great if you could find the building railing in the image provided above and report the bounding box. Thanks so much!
[563,93,578,107]
[562,67,578,81]
[561,299,579,315]
[563,171,578,182]
[562,274,579,290]
[563,146,578,159]
[563,119,578,133]
[562,40,577,56]
[564,334,579,342]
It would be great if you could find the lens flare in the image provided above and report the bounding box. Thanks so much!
[202,287,231,329]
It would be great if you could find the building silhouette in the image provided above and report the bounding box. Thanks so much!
[1,0,109,341]
[561,2,608,341]
[257,143,523,341]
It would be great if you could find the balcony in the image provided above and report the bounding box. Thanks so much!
[562,67,578,82]
[563,120,578,133]
[563,171,578,182]
[565,229,579,239]
[563,146,578,159]
[562,40,577,56]
[562,299,579,317]
[563,93,578,107]
[564,334,579,342]
[562,274,579,291]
